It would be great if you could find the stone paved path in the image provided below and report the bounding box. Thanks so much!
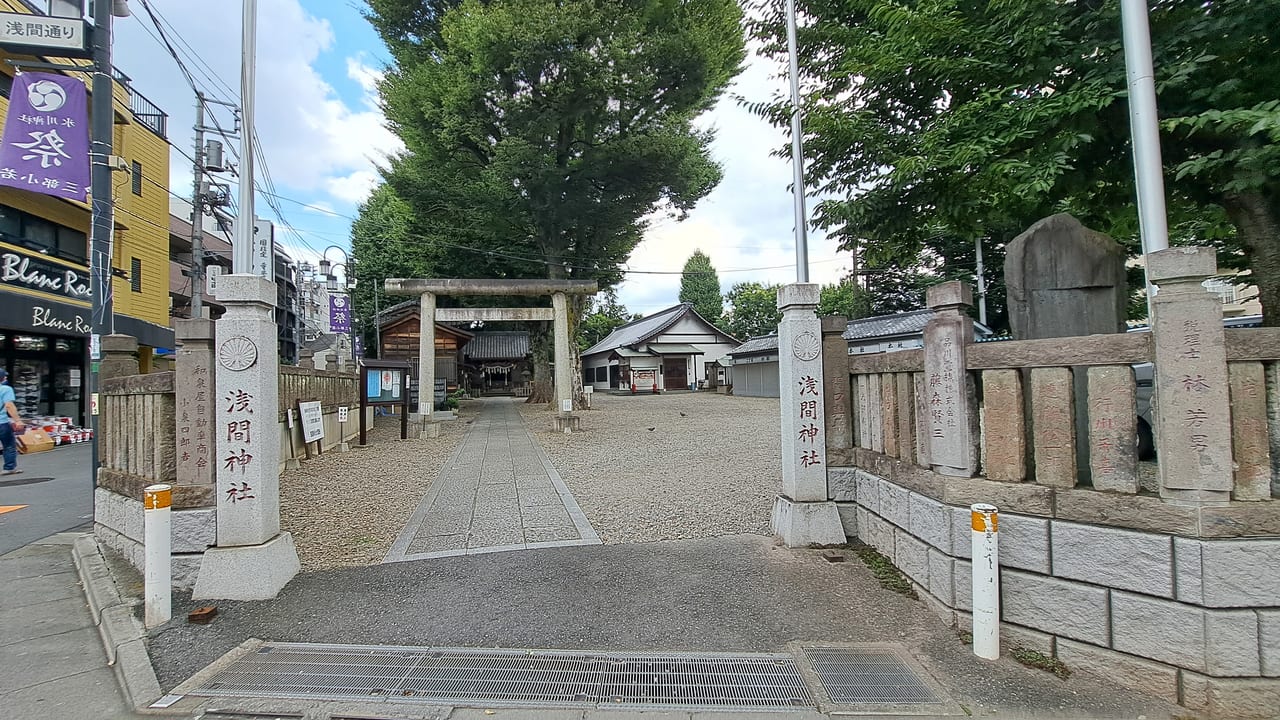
[384,398,599,562]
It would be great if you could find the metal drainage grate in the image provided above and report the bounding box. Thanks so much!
[804,647,938,704]
[190,643,815,711]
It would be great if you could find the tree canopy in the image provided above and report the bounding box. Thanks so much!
[748,0,1279,326]
[578,287,638,351]
[356,0,747,396]
[678,250,724,325]
[723,281,781,340]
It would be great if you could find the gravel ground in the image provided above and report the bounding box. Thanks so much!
[280,409,471,571]
[518,392,782,544]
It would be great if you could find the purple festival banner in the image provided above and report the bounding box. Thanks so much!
[329,294,351,333]
[0,73,90,202]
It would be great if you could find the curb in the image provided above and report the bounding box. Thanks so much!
[71,533,164,711]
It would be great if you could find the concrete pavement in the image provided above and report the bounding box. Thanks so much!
[0,443,94,554]
[386,398,599,561]
[0,532,146,720]
[1,401,1195,719]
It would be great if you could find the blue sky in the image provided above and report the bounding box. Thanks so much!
[110,0,852,314]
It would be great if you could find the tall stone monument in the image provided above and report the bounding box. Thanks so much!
[1005,213,1128,339]
[192,275,300,600]
[1004,214,1127,484]
[771,284,846,547]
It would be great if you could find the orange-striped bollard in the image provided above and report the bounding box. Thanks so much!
[971,503,999,660]
[143,484,172,628]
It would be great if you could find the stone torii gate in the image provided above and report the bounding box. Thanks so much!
[384,279,598,432]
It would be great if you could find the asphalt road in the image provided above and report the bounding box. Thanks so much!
[0,443,94,555]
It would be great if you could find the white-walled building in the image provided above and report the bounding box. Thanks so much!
[581,303,739,392]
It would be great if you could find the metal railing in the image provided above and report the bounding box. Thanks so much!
[111,68,167,139]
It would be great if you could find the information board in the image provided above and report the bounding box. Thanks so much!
[365,367,404,404]
[297,400,325,444]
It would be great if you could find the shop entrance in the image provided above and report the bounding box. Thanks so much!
[0,331,85,424]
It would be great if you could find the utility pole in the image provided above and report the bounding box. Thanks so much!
[189,94,206,318]
[89,0,121,483]
[234,0,257,272]
[975,237,988,326]
[784,0,809,283]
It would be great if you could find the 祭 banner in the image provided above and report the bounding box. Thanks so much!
[0,73,90,201]
[329,294,351,333]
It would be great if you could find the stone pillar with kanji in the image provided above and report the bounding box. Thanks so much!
[174,318,216,489]
[771,284,846,547]
[922,281,978,477]
[1149,247,1233,504]
[193,275,299,600]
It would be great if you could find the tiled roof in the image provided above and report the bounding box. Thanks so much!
[582,303,732,357]
[465,331,530,360]
[842,309,936,340]
[727,334,779,356]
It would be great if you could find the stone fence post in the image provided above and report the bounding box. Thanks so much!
[1148,247,1233,504]
[100,334,139,380]
[923,281,978,477]
[174,319,216,490]
[771,284,845,547]
[821,315,853,466]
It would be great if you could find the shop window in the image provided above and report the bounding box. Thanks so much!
[131,160,143,196]
[130,257,142,292]
[0,73,11,99]
[54,338,83,354]
[57,226,87,263]
[23,215,56,252]
[14,335,48,351]
[0,206,20,237]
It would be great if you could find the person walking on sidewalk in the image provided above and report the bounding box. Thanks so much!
[0,368,25,476]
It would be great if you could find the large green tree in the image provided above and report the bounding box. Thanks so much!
[723,281,781,340]
[678,250,724,325]
[578,287,638,351]
[748,0,1278,325]
[362,0,746,401]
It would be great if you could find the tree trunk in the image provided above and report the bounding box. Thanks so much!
[1223,192,1280,327]
[526,323,554,403]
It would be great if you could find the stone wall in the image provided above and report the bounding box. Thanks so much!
[832,464,1280,717]
[94,363,367,589]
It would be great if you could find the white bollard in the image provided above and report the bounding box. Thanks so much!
[970,502,1000,660]
[143,484,172,628]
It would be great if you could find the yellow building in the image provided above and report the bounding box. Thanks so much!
[0,0,172,426]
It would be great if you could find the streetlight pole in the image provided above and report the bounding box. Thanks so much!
[89,0,130,483]
[784,0,809,283]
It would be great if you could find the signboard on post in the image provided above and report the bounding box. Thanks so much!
[297,400,324,444]
[337,405,349,423]
[0,13,91,58]
[358,359,412,446]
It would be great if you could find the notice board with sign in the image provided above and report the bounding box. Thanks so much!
[358,359,411,445]
[297,400,325,444]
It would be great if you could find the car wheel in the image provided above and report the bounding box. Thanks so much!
[1137,417,1155,461]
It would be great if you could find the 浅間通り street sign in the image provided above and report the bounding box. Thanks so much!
[0,13,91,58]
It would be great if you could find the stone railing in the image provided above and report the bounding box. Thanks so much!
[278,365,357,421]
[98,372,177,491]
[822,248,1280,718]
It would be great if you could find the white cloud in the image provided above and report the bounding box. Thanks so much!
[325,169,380,204]
[112,0,401,214]
[615,44,852,316]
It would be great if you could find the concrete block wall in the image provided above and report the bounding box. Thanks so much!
[833,467,1280,718]
[94,488,212,590]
